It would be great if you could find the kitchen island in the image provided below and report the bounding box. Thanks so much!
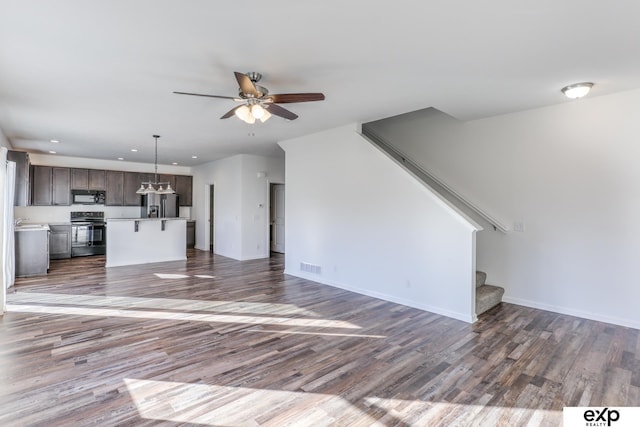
[105,218,187,267]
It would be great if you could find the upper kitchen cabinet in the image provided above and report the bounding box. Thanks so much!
[31,165,52,206]
[52,167,71,205]
[71,168,106,190]
[123,172,142,206]
[159,174,176,191]
[174,175,193,206]
[89,169,106,190]
[71,168,88,189]
[7,150,30,206]
[31,166,70,206]
[105,170,124,206]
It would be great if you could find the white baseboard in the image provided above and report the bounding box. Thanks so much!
[284,269,475,323]
[503,296,640,330]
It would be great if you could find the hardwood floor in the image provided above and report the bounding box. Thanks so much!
[1,250,638,426]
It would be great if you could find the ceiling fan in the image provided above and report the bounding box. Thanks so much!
[173,71,325,123]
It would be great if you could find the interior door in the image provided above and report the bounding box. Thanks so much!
[271,184,285,253]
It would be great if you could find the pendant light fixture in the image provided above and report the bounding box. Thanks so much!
[135,135,176,195]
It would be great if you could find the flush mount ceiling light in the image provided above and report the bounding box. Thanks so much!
[135,135,175,195]
[561,82,593,99]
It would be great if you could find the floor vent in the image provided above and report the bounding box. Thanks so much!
[300,262,322,275]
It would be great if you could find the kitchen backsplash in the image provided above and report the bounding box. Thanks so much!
[14,206,191,224]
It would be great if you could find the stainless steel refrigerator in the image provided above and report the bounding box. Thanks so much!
[141,193,179,218]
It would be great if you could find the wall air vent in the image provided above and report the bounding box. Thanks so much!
[300,262,322,275]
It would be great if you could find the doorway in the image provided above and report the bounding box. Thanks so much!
[209,184,214,252]
[270,183,285,254]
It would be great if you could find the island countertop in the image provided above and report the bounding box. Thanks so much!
[105,218,187,267]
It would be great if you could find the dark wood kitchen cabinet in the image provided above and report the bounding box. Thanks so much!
[105,170,124,205]
[49,224,72,259]
[52,167,70,205]
[89,169,106,190]
[31,166,70,206]
[31,166,52,206]
[186,220,195,248]
[123,172,142,206]
[159,174,175,192]
[71,168,88,189]
[71,168,106,190]
[175,175,193,206]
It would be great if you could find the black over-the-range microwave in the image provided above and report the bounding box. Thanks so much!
[71,189,106,205]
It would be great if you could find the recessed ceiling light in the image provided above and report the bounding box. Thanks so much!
[117,157,124,161]
[50,139,59,143]
[561,82,593,99]
[172,162,178,165]
[48,150,57,154]
[131,148,138,152]
[191,155,198,159]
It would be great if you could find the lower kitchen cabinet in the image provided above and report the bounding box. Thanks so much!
[15,227,50,277]
[49,224,72,259]
[187,220,195,248]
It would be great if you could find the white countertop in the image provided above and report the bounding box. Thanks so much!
[15,224,50,231]
[105,217,189,222]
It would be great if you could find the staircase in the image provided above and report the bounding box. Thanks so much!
[476,271,504,315]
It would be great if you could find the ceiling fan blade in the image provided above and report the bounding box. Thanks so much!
[234,72,259,97]
[173,91,240,101]
[220,106,242,119]
[266,103,298,120]
[268,93,325,103]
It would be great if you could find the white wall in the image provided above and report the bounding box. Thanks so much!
[239,155,285,260]
[191,154,284,260]
[28,153,192,175]
[365,89,640,329]
[193,155,242,259]
[279,124,480,322]
[0,127,11,149]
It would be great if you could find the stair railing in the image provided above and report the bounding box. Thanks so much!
[360,126,509,233]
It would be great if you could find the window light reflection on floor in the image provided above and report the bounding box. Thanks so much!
[8,291,317,316]
[123,378,561,426]
[7,292,361,329]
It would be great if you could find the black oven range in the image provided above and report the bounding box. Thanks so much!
[70,211,106,257]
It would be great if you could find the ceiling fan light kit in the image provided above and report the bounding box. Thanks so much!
[174,71,325,124]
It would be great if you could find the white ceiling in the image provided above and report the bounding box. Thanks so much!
[2,1,640,167]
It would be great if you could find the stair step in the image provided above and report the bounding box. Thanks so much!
[476,284,505,315]
[475,271,487,288]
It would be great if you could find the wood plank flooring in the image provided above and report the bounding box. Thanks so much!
[1,250,639,426]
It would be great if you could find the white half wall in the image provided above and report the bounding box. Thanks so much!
[279,124,480,322]
[365,89,640,329]
[191,154,284,261]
